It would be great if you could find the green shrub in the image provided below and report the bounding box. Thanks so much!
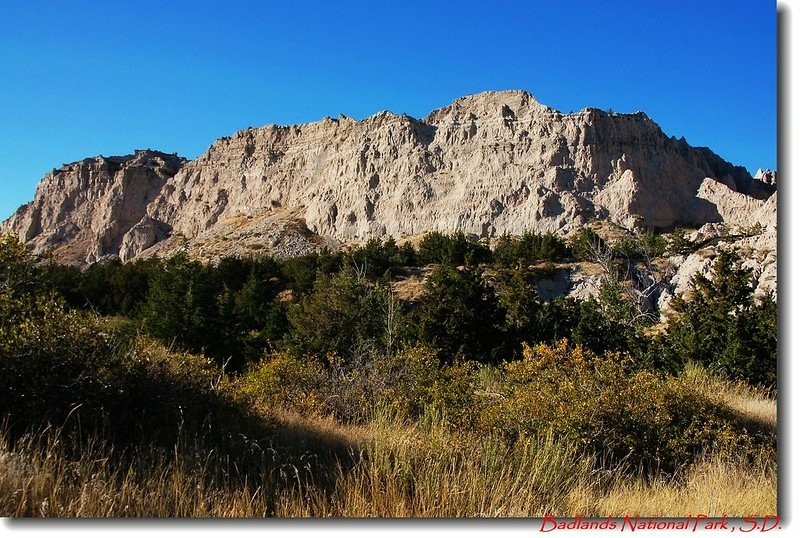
[323,346,471,424]
[0,291,115,432]
[100,335,253,448]
[1,236,111,431]
[493,232,570,267]
[371,346,477,426]
[417,231,491,266]
[480,340,754,473]
[243,352,329,415]
[243,345,477,426]
[0,235,46,296]
[0,236,262,449]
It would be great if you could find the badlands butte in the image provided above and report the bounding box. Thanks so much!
[1,90,777,304]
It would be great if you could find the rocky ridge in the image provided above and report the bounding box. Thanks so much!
[1,90,777,301]
[2,151,186,264]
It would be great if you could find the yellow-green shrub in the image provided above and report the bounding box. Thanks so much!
[243,352,328,414]
[376,346,477,426]
[0,291,256,450]
[480,340,755,473]
[0,289,115,433]
[242,346,477,426]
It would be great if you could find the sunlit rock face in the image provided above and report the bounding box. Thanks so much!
[2,150,185,264]
[3,90,776,270]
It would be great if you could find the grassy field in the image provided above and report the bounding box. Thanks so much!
[0,377,776,518]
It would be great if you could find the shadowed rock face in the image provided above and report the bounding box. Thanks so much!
[1,90,776,265]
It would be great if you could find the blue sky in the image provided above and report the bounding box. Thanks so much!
[0,0,776,220]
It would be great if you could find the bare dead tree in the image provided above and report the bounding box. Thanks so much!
[589,233,675,327]
[350,257,367,281]
[628,246,675,319]
[586,235,616,277]
[616,235,676,325]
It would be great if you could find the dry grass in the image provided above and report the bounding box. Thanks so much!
[391,267,432,301]
[277,411,594,517]
[0,354,778,518]
[682,363,777,433]
[0,432,274,517]
[0,404,778,518]
[592,452,777,517]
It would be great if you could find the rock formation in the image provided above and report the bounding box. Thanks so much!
[2,151,185,264]
[1,91,777,298]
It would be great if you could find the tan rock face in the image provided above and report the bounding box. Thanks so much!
[2,150,185,264]
[145,90,773,247]
[2,90,777,268]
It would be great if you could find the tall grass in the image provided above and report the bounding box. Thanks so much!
[591,450,777,516]
[0,427,275,517]
[0,407,778,517]
[278,409,594,517]
[682,362,777,433]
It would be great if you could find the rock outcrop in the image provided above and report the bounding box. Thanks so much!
[1,151,186,264]
[2,91,777,272]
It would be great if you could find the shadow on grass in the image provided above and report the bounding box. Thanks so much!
[0,330,362,513]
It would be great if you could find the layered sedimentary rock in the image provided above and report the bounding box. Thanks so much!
[2,151,185,264]
[2,90,776,272]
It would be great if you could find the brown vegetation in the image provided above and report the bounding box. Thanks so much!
[0,396,776,517]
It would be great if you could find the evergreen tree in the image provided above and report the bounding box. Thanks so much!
[664,250,776,388]
[417,231,491,266]
[140,255,223,360]
[570,228,607,260]
[287,269,388,360]
[414,265,506,362]
[493,232,569,268]
[497,266,541,331]
[348,237,417,279]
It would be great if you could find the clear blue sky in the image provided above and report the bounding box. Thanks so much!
[0,0,776,220]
